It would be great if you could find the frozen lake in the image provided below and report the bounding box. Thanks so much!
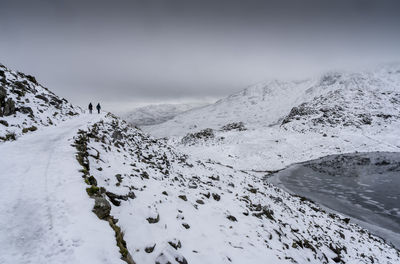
[268,152,400,249]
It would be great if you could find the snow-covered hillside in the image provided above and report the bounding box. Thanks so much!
[282,66,400,132]
[74,114,400,264]
[0,64,81,141]
[143,65,400,249]
[145,65,400,137]
[122,103,206,127]
[143,65,400,171]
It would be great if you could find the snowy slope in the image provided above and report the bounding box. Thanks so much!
[122,103,206,127]
[144,80,313,137]
[143,65,400,172]
[282,66,400,132]
[76,114,400,264]
[0,64,81,141]
[0,113,124,264]
[145,65,400,138]
[142,65,400,250]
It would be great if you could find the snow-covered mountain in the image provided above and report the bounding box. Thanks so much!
[143,65,400,249]
[281,66,400,132]
[1,63,399,264]
[145,65,400,137]
[122,103,206,126]
[0,64,80,141]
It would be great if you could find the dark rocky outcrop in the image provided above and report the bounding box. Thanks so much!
[220,122,247,131]
[181,128,216,145]
[3,98,16,116]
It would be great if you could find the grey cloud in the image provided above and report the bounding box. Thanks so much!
[1,0,400,112]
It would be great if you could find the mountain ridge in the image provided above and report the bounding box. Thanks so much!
[0,64,80,141]
[144,65,400,137]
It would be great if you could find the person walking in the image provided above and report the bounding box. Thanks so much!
[88,102,93,114]
[96,103,101,114]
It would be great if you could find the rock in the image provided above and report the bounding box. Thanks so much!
[35,94,48,103]
[115,174,123,182]
[0,120,8,127]
[220,122,247,131]
[212,193,221,201]
[227,215,237,222]
[22,126,37,133]
[188,181,198,189]
[252,207,275,221]
[168,239,182,250]
[3,98,16,116]
[140,171,149,179]
[196,199,204,204]
[248,188,257,194]
[181,128,215,145]
[360,114,372,125]
[88,176,97,186]
[19,106,33,115]
[281,103,318,125]
[145,244,156,253]
[112,130,123,141]
[178,195,187,201]
[155,253,188,264]
[0,86,6,102]
[146,214,160,224]
[106,191,133,206]
[92,197,111,219]
[175,256,188,264]
[26,75,38,85]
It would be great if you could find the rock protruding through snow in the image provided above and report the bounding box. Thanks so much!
[0,63,80,141]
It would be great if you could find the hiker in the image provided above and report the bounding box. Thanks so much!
[88,102,93,114]
[96,103,101,114]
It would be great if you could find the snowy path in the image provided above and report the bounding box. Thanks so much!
[0,114,123,264]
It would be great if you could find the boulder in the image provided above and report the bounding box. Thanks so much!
[19,106,33,115]
[92,197,111,219]
[0,86,6,102]
[3,98,16,116]
[35,94,48,103]
[112,130,123,141]
[0,120,8,127]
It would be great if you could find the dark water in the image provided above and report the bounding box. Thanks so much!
[268,152,400,248]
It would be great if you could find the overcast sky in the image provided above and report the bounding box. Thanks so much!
[1,0,400,112]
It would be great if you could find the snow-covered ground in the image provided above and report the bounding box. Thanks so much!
[0,113,124,264]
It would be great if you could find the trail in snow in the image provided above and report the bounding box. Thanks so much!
[0,113,123,264]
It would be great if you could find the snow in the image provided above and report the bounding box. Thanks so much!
[0,113,123,264]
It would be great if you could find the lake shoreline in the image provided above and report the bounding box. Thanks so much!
[266,152,400,250]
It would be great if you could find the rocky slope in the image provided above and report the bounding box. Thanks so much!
[0,64,80,141]
[281,66,400,132]
[73,114,400,264]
